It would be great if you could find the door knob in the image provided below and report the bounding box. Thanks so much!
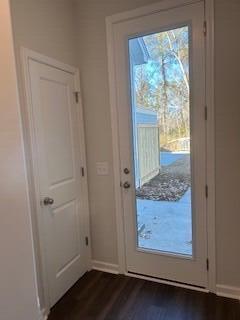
[124,168,130,174]
[123,182,131,189]
[43,197,54,206]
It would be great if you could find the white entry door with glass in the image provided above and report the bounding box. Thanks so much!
[110,1,208,287]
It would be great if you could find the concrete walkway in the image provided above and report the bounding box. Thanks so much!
[137,188,192,256]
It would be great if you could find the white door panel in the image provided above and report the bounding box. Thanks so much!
[40,79,74,184]
[28,60,88,306]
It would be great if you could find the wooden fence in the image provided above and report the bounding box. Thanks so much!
[137,125,160,187]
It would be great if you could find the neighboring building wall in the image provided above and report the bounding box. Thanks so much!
[135,107,159,187]
[0,1,39,319]
[129,38,158,188]
[129,41,141,190]
[136,107,158,125]
[74,0,240,290]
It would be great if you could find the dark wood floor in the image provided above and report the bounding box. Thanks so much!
[48,270,240,320]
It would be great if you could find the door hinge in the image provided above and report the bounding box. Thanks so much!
[203,21,207,36]
[206,258,209,271]
[85,236,89,246]
[74,91,79,103]
[205,185,208,198]
[81,167,85,177]
[205,105,207,121]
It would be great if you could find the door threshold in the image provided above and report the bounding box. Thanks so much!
[125,271,209,293]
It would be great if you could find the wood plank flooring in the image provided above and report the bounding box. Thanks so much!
[48,270,240,320]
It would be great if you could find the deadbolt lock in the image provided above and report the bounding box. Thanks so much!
[123,182,131,189]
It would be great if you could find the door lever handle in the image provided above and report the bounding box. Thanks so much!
[123,182,131,189]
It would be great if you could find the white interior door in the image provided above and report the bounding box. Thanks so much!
[111,1,208,287]
[28,57,90,306]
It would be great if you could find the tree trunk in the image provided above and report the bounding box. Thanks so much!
[161,56,168,139]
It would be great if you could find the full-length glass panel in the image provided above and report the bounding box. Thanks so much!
[129,26,192,256]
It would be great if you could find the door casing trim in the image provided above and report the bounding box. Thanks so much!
[20,48,91,314]
[106,0,215,292]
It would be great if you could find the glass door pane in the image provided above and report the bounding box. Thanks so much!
[129,26,192,256]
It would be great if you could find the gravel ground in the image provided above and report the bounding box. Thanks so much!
[136,155,191,201]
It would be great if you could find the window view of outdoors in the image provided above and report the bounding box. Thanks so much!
[129,26,192,256]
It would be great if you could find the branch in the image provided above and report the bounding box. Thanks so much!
[166,31,189,95]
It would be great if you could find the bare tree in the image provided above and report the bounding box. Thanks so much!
[134,26,190,149]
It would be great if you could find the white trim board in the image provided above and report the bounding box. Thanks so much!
[204,0,216,294]
[106,0,216,291]
[92,260,119,274]
[39,308,49,320]
[216,285,240,301]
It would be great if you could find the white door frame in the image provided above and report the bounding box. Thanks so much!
[20,48,91,317]
[106,0,216,292]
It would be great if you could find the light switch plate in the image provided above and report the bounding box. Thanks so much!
[96,161,109,176]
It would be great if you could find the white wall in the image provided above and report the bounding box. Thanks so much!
[8,1,240,314]
[73,0,159,265]
[11,0,77,66]
[74,0,240,289]
[10,0,78,312]
[215,0,240,288]
[0,1,39,320]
